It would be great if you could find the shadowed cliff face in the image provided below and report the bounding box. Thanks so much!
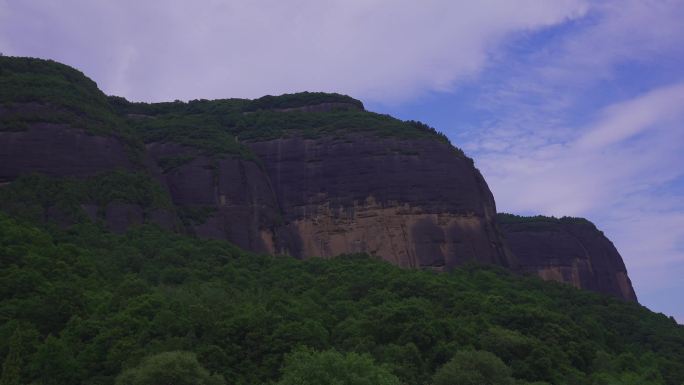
[249,136,516,269]
[0,120,135,181]
[0,56,640,302]
[499,215,638,302]
[145,142,281,253]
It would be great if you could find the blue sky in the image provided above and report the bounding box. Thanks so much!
[1,0,682,321]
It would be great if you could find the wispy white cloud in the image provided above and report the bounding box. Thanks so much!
[458,0,684,320]
[577,83,684,149]
[0,0,587,102]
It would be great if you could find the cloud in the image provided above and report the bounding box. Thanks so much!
[457,0,684,319]
[0,0,586,102]
[577,83,684,149]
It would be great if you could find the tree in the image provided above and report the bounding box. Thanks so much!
[276,348,400,385]
[0,328,27,385]
[432,350,514,385]
[115,351,225,385]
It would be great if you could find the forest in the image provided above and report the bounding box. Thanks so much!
[1,55,684,385]
[1,213,683,385]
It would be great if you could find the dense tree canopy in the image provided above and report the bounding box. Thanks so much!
[0,213,682,385]
[432,350,514,385]
[276,348,399,385]
[114,351,225,385]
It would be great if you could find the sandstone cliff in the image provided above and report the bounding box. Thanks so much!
[0,56,638,301]
[248,136,514,269]
[498,214,637,301]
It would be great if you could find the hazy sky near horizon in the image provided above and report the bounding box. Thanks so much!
[1,0,683,321]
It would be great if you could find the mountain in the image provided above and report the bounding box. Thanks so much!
[498,214,638,302]
[1,56,631,301]
[1,55,683,385]
[0,213,682,385]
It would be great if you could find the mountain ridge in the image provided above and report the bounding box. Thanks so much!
[0,56,635,301]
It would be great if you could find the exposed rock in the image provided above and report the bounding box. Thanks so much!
[248,136,516,269]
[0,122,134,181]
[105,202,144,233]
[145,142,281,253]
[81,204,99,222]
[146,208,180,231]
[499,215,638,302]
[0,55,641,301]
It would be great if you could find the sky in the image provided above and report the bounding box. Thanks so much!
[1,0,682,322]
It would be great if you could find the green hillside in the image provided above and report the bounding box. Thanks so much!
[0,214,682,385]
[0,57,124,136]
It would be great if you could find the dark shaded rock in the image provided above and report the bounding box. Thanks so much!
[499,215,638,302]
[0,123,134,181]
[147,209,180,231]
[146,143,281,253]
[80,204,99,223]
[248,136,515,269]
[105,203,144,233]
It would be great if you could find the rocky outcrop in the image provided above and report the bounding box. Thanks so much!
[0,56,640,302]
[145,142,281,253]
[248,136,516,269]
[499,215,637,301]
[0,121,134,181]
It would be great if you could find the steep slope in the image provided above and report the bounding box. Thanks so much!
[0,56,641,301]
[249,135,512,269]
[0,57,141,180]
[499,214,637,301]
[0,215,682,385]
[111,92,515,269]
[0,57,178,231]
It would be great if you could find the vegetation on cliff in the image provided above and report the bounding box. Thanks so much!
[111,95,453,160]
[1,55,681,385]
[0,172,173,225]
[497,213,597,228]
[1,56,458,163]
[0,57,125,136]
[244,91,364,112]
[0,213,682,385]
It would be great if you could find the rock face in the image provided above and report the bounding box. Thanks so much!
[499,215,637,301]
[142,136,516,270]
[0,121,134,182]
[145,142,281,253]
[0,56,640,302]
[248,136,516,269]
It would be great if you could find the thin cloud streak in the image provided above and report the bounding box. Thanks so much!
[458,0,684,320]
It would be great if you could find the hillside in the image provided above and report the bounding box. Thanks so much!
[0,56,642,299]
[498,214,638,302]
[2,56,681,384]
[0,214,682,385]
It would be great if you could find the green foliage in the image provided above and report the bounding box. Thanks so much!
[0,56,125,136]
[232,109,452,144]
[115,351,225,385]
[1,57,459,162]
[276,348,399,385]
[177,205,217,226]
[126,112,255,159]
[432,350,514,385]
[0,172,173,224]
[0,213,682,385]
[158,155,196,172]
[110,93,456,159]
[245,91,364,111]
[497,213,596,227]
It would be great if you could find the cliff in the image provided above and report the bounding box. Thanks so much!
[499,214,637,301]
[0,56,637,300]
